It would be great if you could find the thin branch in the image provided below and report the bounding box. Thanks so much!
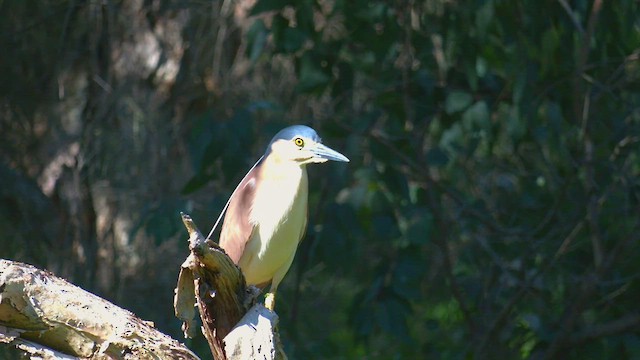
[368,128,522,237]
[579,0,604,273]
[556,0,585,33]
[475,219,585,356]
[429,195,478,337]
[542,223,640,359]
[569,314,640,345]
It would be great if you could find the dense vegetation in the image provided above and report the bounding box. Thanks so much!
[1,0,639,358]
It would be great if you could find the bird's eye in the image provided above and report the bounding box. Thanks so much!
[293,137,305,147]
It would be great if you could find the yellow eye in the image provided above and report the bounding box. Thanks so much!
[294,137,304,147]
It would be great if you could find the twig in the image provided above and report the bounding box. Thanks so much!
[426,186,478,338]
[556,0,585,33]
[569,314,640,345]
[476,219,585,356]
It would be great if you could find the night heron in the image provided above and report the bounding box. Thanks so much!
[208,125,349,310]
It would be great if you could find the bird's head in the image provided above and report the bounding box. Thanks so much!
[265,125,349,165]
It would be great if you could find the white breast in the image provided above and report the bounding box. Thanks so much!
[240,163,308,285]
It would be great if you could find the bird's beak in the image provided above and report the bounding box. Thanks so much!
[310,143,350,163]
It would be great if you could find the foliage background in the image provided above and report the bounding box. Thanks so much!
[1,0,639,358]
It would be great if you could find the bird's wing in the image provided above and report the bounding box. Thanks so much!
[299,202,308,244]
[218,157,262,264]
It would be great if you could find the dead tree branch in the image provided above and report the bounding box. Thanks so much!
[174,213,287,360]
[0,259,198,359]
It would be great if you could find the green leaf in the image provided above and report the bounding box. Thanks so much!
[295,0,315,34]
[476,56,488,78]
[513,69,527,104]
[181,171,214,194]
[247,20,268,62]
[404,207,432,246]
[440,122,464,154]
[250,0,289,15]
[462,101,490,131]
[375,295,411,340]
[372,214,400,242]
[623,335,640,359]
[392,255,423,300]
[500,102,525,141]
[426,147,449,168]
[295,63,330,93]
[540,27,560,75]
[281,27,309,53]
[445,91,473,114]
[475,1,494,39]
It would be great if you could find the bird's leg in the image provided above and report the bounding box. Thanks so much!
[265,291,276,311]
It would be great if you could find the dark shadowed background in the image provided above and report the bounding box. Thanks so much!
[1,0,639,358]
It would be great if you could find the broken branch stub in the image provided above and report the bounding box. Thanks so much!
[174,213,251,359]
[175,213,289,360]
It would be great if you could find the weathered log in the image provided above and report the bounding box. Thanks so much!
[0,259,198,359]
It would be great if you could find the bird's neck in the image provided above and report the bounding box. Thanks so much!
[250,157,308,228]
[260,156,308,182]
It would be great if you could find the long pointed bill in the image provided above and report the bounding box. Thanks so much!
[311,143,350,162]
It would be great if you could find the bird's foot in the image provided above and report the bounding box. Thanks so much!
[264,292,275,311]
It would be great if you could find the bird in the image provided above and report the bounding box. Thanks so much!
[208,125,349,310]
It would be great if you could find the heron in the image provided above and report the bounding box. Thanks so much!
[208,125,349,310]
